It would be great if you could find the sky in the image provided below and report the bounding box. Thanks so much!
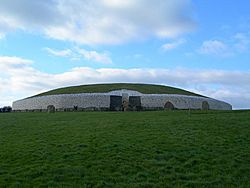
[0,0,250,109]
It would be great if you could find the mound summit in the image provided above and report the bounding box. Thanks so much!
[31,83,204,98]
[12,83,232,111]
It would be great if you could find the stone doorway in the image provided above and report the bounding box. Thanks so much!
[110,95,122,111]
[129,96,142,111]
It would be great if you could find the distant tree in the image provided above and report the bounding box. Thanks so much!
[0,106,12,113]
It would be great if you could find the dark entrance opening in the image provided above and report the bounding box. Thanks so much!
[164,101,175,110]
[110,95,122,111]
[129,96,142,111]
[202,101,209,110]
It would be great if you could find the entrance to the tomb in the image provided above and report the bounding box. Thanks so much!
[110,96,122,111]
[129,96,142,111]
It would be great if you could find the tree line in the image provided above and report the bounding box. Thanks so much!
[0,106,12,113]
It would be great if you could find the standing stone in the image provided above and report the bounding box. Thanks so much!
[122,100,129,111]
[202,101,209,110]
[129,96,141,111]
[110,95,122,111]
[164,101,175,110]
[47,105,56,113]
[122,93,129,111]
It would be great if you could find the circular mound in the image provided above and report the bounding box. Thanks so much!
[12,83,232,112]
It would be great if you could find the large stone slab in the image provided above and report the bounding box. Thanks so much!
[110,95,122,111]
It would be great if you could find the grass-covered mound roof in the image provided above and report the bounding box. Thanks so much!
[32,83,205,98]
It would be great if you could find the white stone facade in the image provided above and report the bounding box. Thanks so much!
[140,95,231,110]
[12,89,232,111]
[12,94,110,111]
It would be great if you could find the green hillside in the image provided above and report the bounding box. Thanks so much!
[32,83,205,97]
[0,110,249,187]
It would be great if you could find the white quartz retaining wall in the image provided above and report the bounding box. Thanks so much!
[140,95,232,110]
[12,90,232,111]
[12,94,110,110]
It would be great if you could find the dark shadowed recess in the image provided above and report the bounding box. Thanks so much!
[110,95,122,111]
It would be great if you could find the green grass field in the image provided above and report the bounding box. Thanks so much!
[0,110,249,187]
[32,83,205,98]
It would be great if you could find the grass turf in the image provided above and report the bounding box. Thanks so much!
[32,83,205,98]
[0,110,249,187]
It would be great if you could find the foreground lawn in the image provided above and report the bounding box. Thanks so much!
[0,110,249,187]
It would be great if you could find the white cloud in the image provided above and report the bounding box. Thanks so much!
[0,56,32,71]
[76,48,112,64]
[1,56,250,109]
[233,33,250,52]
[133,54,143,58]
[0,0,195,45]
[0,15,19,37]
[199,40,232,57]
[44,48,72,57]
[198,32,250,57]
[162,39,186,51]
[0,33,5,40]
[44,47,112,64]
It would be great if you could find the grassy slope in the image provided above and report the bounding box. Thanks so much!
[0,110,249,187]
[32,83,205,98]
